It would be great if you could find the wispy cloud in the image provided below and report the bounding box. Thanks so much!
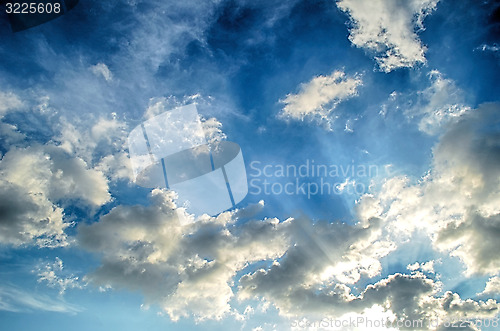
[36,257,85,295]
[382,70,471,135]
[0,284,82,314]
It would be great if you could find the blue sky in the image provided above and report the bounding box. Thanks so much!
[1,0,500,330]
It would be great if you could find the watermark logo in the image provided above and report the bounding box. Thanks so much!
[128,104,248,217]
[248,160,382,198]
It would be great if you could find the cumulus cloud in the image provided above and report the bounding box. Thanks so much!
[0,144,111,247]
[77,189,290,321]
[96,151,134,182]
[407,260,439,274]
[242,270,498,330]
[235,217,494,329]
[0,176,66,247]
[357,103,500,275]
[336,0,439,72]
[479,276,500,296]
[201,116,227,146]
[75,118,500,324]
[55,114,128,164]
[76,109,500,322]
[280,70,362,128]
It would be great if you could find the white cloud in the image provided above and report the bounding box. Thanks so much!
[201,116,227,146]
[0,176,67,247]
[336,0,439,72]
[76,122,500,322]
[241,271,499,329]
[280,70,362,128]
[78,193,411,322]
[0,91,23,118]
[36,257,84,295]
[479,276,500,296]
[411,70,470,135]
[140,95,228,156]
[0,144,112,247]
[77,189,290,321]
[407,260,438,274]
[144,96,204,120]
[90,63,113,82]
[55,114,128,164]
[357,103,500,276]
[96,151,134,182]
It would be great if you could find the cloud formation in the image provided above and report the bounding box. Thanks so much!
[382,70,471,135]
[0,144,111,247]
[78,190,290,321]
[36,257,84,295]
[0,91,23,118]
[336,0,439,72]
[357,103,500,276]
[76,185,500,327]
[479,276,500,296]
[280,70,362,128]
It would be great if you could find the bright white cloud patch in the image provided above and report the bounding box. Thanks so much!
[357,103,500,276]
[280,70,362,128]
[336,0,439,72]
[407,260,438,274]
[479,276,500,296]
[141,95,227,152]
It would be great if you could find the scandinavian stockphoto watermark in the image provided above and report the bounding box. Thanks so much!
[291,316,499,330]
[248,160,383,199]
[128,104,248,218]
